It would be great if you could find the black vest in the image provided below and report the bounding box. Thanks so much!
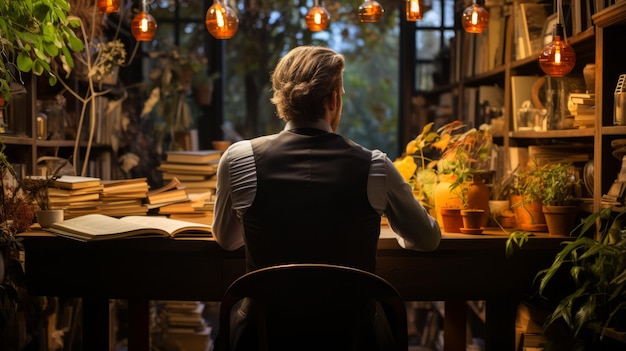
[242,128,381,272]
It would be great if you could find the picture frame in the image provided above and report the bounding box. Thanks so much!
[542,13,559,47]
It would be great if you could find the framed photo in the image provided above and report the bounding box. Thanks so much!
[542,13,559,47]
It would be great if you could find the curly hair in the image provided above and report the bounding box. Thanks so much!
[270,46,345,122]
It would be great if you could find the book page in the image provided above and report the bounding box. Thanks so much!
[121,216,211,236]
[48,214,164,237]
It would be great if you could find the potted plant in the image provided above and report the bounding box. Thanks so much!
[506,207,626,348]
[393,121,456,214]
[19,168,67,228]
[511,162,548,232]
[140,44,207,153]
[441,124,493,230]
[540,162,581,236]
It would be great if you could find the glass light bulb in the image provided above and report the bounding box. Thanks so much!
[131,12,158,41]
[406,0,423,22]
[97,0,120,14]
[305,4,330,32]
[358,0,384,23]
[462,3,489,33]
[206,0,239,39]
[538,30,576,77]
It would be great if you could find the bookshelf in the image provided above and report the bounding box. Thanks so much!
[1,73,117,180]
[411,0,626,214]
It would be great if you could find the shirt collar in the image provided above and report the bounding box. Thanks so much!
[284,119,333,133]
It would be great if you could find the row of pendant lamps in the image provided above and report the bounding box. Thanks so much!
[98,0,422,40]
[307,0,424,32]
[97,0,238,40]
[99,0,574,78]
[462,0,575,78]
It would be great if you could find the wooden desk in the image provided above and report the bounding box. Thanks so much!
[20,229,563,351]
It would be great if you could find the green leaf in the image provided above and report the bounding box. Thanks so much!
[16,52,34,72]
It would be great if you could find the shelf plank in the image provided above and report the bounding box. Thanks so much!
[592,1,626,27]
[510,128,595,139]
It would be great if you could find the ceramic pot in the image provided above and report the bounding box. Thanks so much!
[439,207,463,233]
[542,205,579,236]
[466,176,490,227]
[488,199,513,227]
[583,63,596,93]
[36,209,64,228]
[434,174,461,227]
[511,195,546,232]
[461,209,485,229]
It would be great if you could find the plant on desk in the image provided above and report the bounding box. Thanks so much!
[441,125,493,232]
[506,207,626,349]
[540,162,581,236]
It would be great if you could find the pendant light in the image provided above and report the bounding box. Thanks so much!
[358,0,384,23]
[538,0,576,77]
[97,0,120,14]
[405,0,423,22]
[131,1,158,42]
[206,0,239,39]
[461,1,489,33]
[305,0,330,32]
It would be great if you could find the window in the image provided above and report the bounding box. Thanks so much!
[414,0,456,92]
[147,0,402,156]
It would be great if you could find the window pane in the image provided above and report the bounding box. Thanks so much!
[415,62,435,91]
[417,0,441,27]
[444,0,455,27]
[416,29,441,60]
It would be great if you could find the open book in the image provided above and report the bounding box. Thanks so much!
[45,214,212,241]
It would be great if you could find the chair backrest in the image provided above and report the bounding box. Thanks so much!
[217,263,408,351]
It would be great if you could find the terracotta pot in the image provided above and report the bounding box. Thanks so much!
[461,209,485,229]
[510,195,546,232]
[542,205,579,236]
[466,176,490,227]
[488,199,512,227]
[439,207,463,233]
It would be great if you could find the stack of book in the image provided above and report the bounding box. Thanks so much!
[161,301,213,351]
[146,177,189,209]
[159,190,215,225]
[50,175,103,219]
[158,150,221,194]
[99,178,150,216]
[567,92,596,128]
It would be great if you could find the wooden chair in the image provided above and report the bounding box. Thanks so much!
[217,263,408,351]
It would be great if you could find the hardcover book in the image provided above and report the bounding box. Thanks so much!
[45,214,212,241]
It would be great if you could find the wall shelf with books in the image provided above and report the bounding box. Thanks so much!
[591,0,626,212]
[1,74,116,179]
[408,0,626,214]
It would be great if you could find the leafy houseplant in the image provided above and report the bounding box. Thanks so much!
[506,207,626,348]
[514,162,581,235]
[141,45,208,153]
[0,0,84,101]
[443,124,493,228]
[511,162,548,231]
[393,121,461,212]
